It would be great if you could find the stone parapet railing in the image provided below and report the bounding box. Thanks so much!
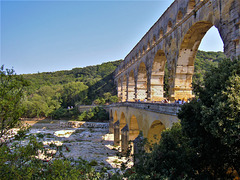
[109,102,181,116]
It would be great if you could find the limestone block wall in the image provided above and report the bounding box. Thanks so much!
[109,104,179,142]
[114,0,240,102]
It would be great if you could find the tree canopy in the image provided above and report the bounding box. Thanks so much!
[0,66,29,137]
[130,57,240,179]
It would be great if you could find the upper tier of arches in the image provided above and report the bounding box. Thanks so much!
[115,0,240,101]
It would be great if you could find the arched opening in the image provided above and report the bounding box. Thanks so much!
[167,21,173,33]
[137,62,147,101]
[147,120,166,146]
[187,0,196,13]
[151,50,167,101]
[199,26,224,52]
[122,75,127,102]
[147,41,150,50]
[142,46,145,55]
[172,21,224,101]
[159,29,164,40]
[128,70,135,101]
[129,115,140,141]
[117,78,121,102]
[177,10,183,23]
[139,50,141,58]
[152,35,156,45]
[120,112,126,130]
[113,111,118,123]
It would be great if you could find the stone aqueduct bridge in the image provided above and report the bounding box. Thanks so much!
[115,0,239,102]
[109,103,180,150]
[108,0,239,152]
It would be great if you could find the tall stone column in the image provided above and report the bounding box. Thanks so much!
[128,84,135,101]
[128,71,135,101]
[122,81,127,102]
[147,75,151,101]
[151,72,164,101]
[117,80,122,102]
[121,124,129,156]
[109,118,114,134]
[134,73,138,101]
[113,120,120,146]
[133,133,144,165]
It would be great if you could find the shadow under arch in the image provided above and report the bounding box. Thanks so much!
[147,120,166,146]
[137,62,147,101]
[129,115,140,141]
[110,109,113,119]
[173,21,223,100]
[113,111,118,123]
[151,50,167,101]
[119,112,126,130]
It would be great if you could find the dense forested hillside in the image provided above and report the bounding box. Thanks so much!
[23,60,122,95]
[193,50,226,84]
[21,50,225,118]
[21,60,122,118]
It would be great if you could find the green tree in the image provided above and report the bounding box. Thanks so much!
[93,97,105,105]
[129,58,240,179]
[103,92,112,103]
[109,95,118,103]
[178,57,240,178]
[61,82,88,107]
[133,123,195,179]
[22,85,62,118]
[0,66,28,138]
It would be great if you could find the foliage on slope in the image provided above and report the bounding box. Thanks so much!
[20,51,225,118]
[21,60,122,118]
[193,50,225,85]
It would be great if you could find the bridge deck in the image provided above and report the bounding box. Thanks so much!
[110,102,181,116]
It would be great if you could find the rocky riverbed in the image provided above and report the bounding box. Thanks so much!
[4,119,133,175]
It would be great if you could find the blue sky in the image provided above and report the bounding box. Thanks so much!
[1,0,223,75]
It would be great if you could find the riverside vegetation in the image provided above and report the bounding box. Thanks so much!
[1,51,239,179]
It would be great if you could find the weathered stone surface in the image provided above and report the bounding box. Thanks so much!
[5,120,133,173]
[113,120,120,146]
[121,124,129,156]
[114,0,240,102]
[109,103,179,148]
[60,121,109,129]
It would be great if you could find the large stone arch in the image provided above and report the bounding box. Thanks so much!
[120,112,127,130]
[128,70,135,101]
[137,62,147,101]
[171,21,222,100]
[129,115,140,141]
[147,120,166,146]
[114,0,239,101]
[151,50,167,101]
